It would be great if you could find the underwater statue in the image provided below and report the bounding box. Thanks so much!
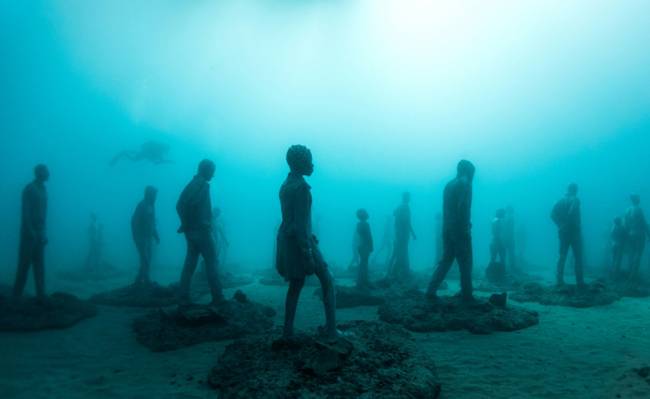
[13,164,50,299]
[388,192,417,280]
[624,194,649,276]
[551,183,585,286]
[426,160,476,302]
[211,207,230,265]
[490,208,507,264]
[131,186,160,284]
[434,212,443,264]
[355,209,374,289]
[503,205,516,269]
[610,216,627,275]
[176,159,224,305]
[109,140,173,166]
[85,213,103,272]
[276,145,337,339]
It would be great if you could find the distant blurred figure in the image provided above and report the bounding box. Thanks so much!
[355,209,374,289]
[131,186,160,284]
[211,207,230,266]
[610,216,627,275]
[347,227,361,271]
[177,160,224,305]
[110,140,173,166]
[427,160,476,302]
[624,194,649,276]
[490,209,507,264]
[85,213,104,272]
[372,215,393,268]
[13,164,50,299]
[551,183,584,287]
[503,206,516,270]
[388,192,417,281]
[276,145,337,339]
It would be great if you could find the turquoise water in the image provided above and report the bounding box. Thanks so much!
[1,2,649,398]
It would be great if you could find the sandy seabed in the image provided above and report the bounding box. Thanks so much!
[1,268,649,399]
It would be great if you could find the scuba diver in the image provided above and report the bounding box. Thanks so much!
[276,145,337,340]
[551,183,584,287]
[110,140,173,166]
[426,160,476,302]
[131,186,160,284]
[13,164,50,299]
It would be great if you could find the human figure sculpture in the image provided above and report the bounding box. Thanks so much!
[13,164,50,299]
[551,183,584,286]
[355,209,374,289]
[426,160,475,302]
[131,186,160,284]
[388,192,416,280]
[276,145,337,339]
[177,160,224,305]
[624,194,649,277]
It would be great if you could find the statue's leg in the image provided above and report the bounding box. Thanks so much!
[13,237,32,298]
[283,278,305,337]
[556,234,570,285]
[357,250,369,288]
[201,234,224,304]
[314,263,337,339]
[32,243,46,299]
[179,235,200,304]
[457,237,474,301]
[427,235,455,297]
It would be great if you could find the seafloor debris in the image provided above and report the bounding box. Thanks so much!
[378,289,539,335]
[510,281,619,308]
[0,292,97,331]
[208,320,441,398]
[90,282,178,308]
[133,290,276,352]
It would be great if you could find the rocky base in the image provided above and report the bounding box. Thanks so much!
[0,292,97,331]
[607,274,650,298]
[313,285,386,309]
[90,282,178,308]
[190,272,255,297]
[208,320,441,398]
[510,281,619,308]
[477,262,543,293]
[133,290,276,352]
[378,290,539,335]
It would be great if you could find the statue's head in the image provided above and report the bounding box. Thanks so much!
[631,194,641,206]
[402,191,411,204]
[356,208,369,221]
[198,159,216,181]
[286,145,313,176]
[567,183,578,196]
[457,160,475,181]
[34,164,49,182]
[144,185,158,204]
[496,208,506,219]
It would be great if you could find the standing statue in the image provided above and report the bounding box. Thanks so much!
[624,194,649,277]
[85,213,103,272]
[176,160,224,305]
[131,186,160,284]
[13,164,50,299]
[490,209,507,265]
[551,183,584,286]
[426,160,475,302]
[355,209,374,289]
[388,192,417,280]
[276,145,337,339]
[610,216,626,275]
[503,206,516,270]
